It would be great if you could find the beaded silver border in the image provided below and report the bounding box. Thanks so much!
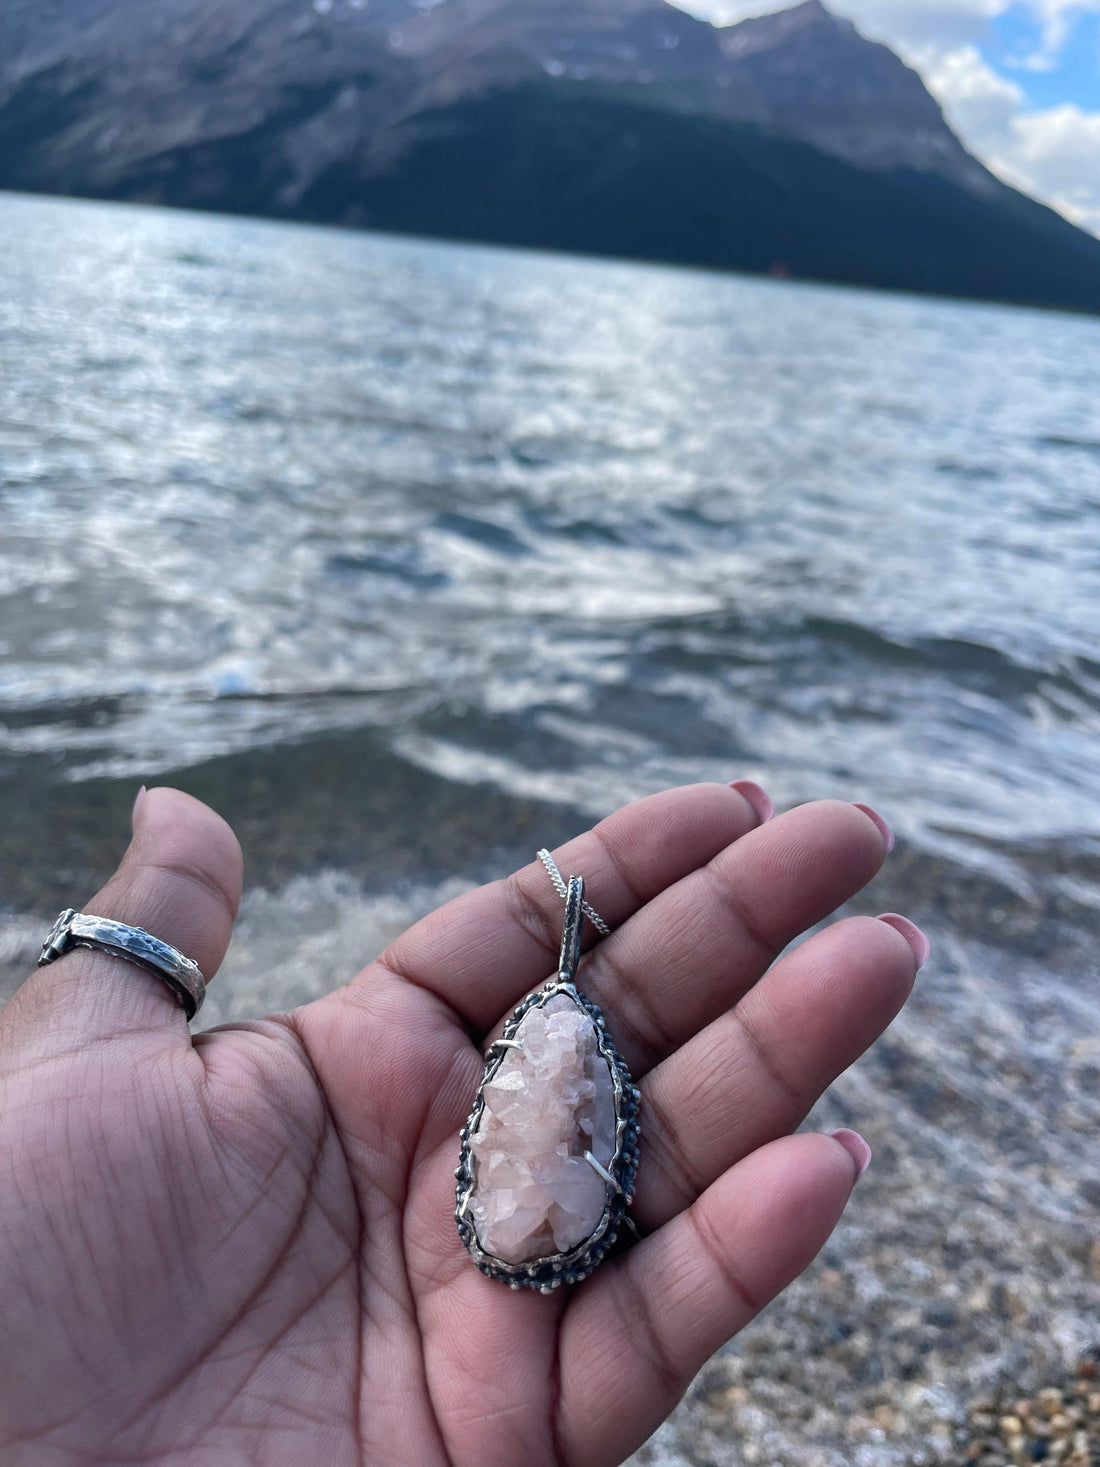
[454,979,641,1291]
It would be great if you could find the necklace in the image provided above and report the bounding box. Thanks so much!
[455,852,640,1291]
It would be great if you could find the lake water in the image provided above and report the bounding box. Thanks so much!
[1,190,1098,1465]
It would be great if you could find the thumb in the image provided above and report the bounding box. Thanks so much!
[8,787,242,1046]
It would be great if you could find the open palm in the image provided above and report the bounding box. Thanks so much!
[0,783,923,1467]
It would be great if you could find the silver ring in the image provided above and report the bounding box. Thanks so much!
[38,909,206,1021]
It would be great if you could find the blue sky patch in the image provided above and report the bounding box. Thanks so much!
[989,6,1100,109]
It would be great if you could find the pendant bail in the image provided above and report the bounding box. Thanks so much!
[558,875,585,983]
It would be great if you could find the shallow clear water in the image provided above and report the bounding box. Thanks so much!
[1,190,1098,1465]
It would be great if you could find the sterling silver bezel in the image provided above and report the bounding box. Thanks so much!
[454,979,641,1292]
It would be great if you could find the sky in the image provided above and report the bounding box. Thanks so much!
[676,0,1100,235]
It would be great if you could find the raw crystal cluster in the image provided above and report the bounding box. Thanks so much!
[469,993,618,1265]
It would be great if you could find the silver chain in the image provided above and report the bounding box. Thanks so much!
[536,849,611,936]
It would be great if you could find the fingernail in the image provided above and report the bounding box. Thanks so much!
[877,913,931,971]
[131,785,147,831]
[852,803,894,854]
[830,1128,872,1181]
[729,780,775,825]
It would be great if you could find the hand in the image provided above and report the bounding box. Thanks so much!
[0,783,922,1467]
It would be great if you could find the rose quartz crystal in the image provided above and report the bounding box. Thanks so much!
[469,993,618,1264]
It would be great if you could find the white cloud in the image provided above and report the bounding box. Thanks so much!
[829,0,1004,46]
[1019,0,1100,65]
[998,104,1100,230]
[679,0,1004,41]
[918,41,1025,134]
[675,0,1100,235]
[682,0,1100,50]
[917,43,1100,231]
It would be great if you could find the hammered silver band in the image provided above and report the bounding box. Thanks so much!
[38,910,206,1020]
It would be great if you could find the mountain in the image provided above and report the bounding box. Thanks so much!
[715,0,990,186]
[3,0,1100,313]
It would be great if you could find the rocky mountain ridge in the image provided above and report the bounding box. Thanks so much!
[3,0,1100,312]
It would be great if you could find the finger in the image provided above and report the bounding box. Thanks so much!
[7,787,242,1044]
[557,1133,864,1467]
[375,782,767,1032]
[634,913,924,1232]
[571,799,891,1076]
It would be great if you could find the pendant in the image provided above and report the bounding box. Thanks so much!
[455,875,640,1291]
